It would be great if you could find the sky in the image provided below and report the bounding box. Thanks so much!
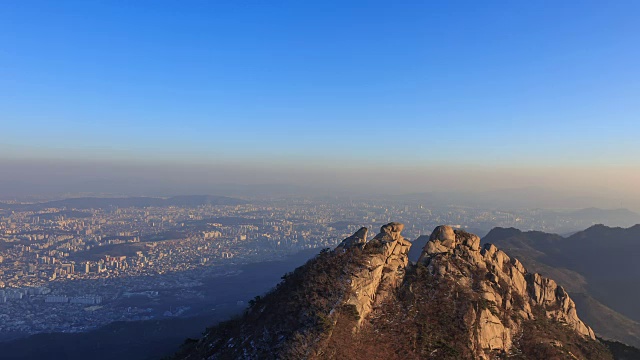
[1,1,639,199]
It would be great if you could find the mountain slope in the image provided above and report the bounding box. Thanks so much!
[172,223,611,359]
[484,225,640,348]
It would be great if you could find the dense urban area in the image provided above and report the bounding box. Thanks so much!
[0,195,636,339]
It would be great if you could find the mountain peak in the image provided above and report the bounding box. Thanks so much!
[173,223,611,360]
[484,226,524,240]
[377,221,405,240]
[337,227,369,249]
[420,225,481,258]
[415,226,596,355]
[345,222,411,327]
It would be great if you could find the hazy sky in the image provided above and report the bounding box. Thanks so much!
[1,1,639,198]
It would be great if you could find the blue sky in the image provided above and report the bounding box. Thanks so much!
[1,0,639,169]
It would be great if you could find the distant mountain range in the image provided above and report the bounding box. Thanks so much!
[389,187,640,213]
[0,195,248,211]
[553,208,640,232]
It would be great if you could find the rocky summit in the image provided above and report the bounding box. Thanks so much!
[419,226,595,355]
[172,223,614,360]
[344,222,411,327]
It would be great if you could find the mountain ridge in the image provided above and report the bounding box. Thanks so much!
[483,224,640,348]
[172,223,612,359]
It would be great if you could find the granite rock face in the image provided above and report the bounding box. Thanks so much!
[344,222,412,326]
[337,227,368,249]
[418,225,596,358]
[342,224,595,347]
[419,224,480,257]
[172,223,610,360]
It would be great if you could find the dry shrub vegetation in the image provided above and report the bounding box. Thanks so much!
[171,249,614,360]
[171,248,367,360]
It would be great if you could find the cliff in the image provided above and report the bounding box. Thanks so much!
[171,223,613,360]
[419,226,595,357]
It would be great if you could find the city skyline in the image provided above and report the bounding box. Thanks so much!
[2,2,640,358]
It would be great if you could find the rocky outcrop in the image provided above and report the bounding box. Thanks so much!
[418,224,480,258]
[418,225,596,358]
[172,223,611,360]
[345,222,411,326]
[337,227,368,249]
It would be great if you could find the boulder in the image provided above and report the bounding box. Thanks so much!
[337,227,368,249]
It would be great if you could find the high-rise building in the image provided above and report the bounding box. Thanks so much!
[61,263,74,274]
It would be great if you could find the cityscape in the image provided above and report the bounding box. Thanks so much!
[2,1,640,358]
[1,195,635,339]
